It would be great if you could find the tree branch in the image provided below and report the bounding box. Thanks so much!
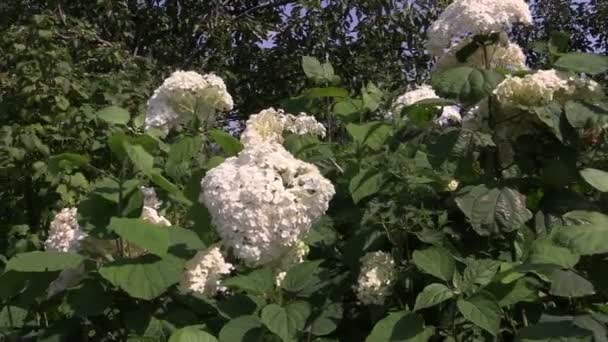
[234,0,293,19]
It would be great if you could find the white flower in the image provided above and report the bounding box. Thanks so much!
[446,180,460,192]
[47,264,85,298]
[180,246,234,296]
[144,71,234,133]
[273,240,310,287]
[427,0,532,56]
[140,187,171,227]
[200,142,335,266]
[390,85,461,126]
[45,208,87,253]
[433,39,528,73]
[240,108,326,146]
[354,251,396,306]
[493,69,604,107]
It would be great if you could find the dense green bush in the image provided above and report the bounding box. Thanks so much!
[1,1,608,341]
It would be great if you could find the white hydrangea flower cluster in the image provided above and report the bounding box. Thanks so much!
[354,251,396,306]
[427,0,532,56]
[44,208,88,253]
[240,107,326,146]
[145,71,234,133]
[201,142,335,266]
[180,246,234,296]
[433,39,528,73]
[140,187,171,227]
[494,69,604,107]
[390,85,461,126]
[274,240,310,287]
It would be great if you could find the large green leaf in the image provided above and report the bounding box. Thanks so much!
[219,315,265,342]
[209,130,242,157]
[109,218,170,257]
[580,168,608,192]
[553,211,608,255]
[6,251,84,272]
[549,269,595,298]
[168,226,206,257]
[124,142,154,173]
[48,153,90,174]
[362,82,383,111]
[412,247,455,282]
[365,311,434,342]
[302,56,339,84]
[96,106,130,125]
[310,303,343,336]
[432,66,504,105]
[461,259,501,292]
[168,327,218,342]
[455,185,533,236]
[413,283,454,311]
[302,87,349,99]
[456,292,502,336]
[533,103,564,142]
[346,122,393,150]
[349,168,384,204]
[223,268,274,295]
[516,321,593,341]
[485,278,538,307]
[99,254,183,300]
[565,101,608,129]
[281,260,323,294]
[555,52,608,75]
[261,301,311,342]
[527,239,580,268]
[166,136,203,180]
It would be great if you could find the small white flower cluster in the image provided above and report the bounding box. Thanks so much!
[180,246,234,296]
[390,85,461,127]
[240,107,326,146]
[140,187,171,227]
[44,208,88,253]
[201,142,335,266]
[354,251,396,306]
[434,38,528,73]
[446,179,460,192]
[145,71,234,133]
[427,0,532,57]
[274,240,310,287]
[494,69,604,107]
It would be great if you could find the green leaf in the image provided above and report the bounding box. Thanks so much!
[580,168,608,192]
[517,321,593,341]
[553,211,608,255]
[168,226,206,256]
[302,56,338,84]
[6,252,84,272]
[96,106,130,125]
[99,254,183,300]
[302,87,349,99]
[366,311,434,342]
[432,66,505,105]
[281,260,323,294]
[216,294,261,319]
[48,153,90,174]
[533,103,564,142]
[414,283,454,311]
[527,239,580,268]
[67,280,111,316]
[219,315,265,342]
[333,100,362,121]
[166,136,203,180]
[565,101,608,129]
[209,130,243,157]
[349,168,384,204]
[549,269,595,298]
[456,292,502,336]
[310,303,343,336]
[125,142,154,173]
[362,82,383,111]
[461,259,501,292]
[485,278,538,307]
[346,122,393,150]
[149,170,192,205]
[0,305,28,328]
[223,268,274,295]
[261,301,311,342]
[168,327,218,342]
[109,217,170,256]
[555,52,608,75]
[412,247,455,282]
[455,185,533,236]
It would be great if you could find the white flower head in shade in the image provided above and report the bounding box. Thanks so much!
[200,142,335,266]
[390,85,461,127]
[427,0,532,56]
[273,240,310,287]
[493,69,604,107]
[44,208,88,253]
[240,108,326,146]
[145,71,234,133]
[433,38,528,73]
[354,251,396,306]
[140,187,171,227]
[180,246,234,296]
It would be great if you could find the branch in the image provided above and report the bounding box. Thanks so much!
[234,0,293,19]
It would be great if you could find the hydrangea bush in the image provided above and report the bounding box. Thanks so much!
[2,0,608,341]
